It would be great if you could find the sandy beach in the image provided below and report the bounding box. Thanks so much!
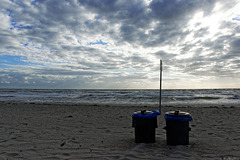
[0,102,239,160]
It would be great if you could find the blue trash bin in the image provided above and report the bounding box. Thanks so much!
[132,110,160,143]
[164,110,193,145]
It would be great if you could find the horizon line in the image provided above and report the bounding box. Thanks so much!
[0,87,239,90]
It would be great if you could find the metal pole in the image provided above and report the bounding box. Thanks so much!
[159,60,162,114]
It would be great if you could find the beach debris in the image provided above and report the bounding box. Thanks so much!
[60,142,66,147]
[65,115,73,118]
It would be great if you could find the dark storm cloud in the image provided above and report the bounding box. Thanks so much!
[155,50,177,60]
[149,0,198,21]
[0,34,16,48]
[230,38,240,50]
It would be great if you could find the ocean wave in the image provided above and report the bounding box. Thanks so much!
[227,95,240,99]
[0,88,240,106]
[193,96,220,100]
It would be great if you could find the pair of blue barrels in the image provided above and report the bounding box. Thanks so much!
[132,110,193,145]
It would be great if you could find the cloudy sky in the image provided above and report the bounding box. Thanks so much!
[0,0,240,89]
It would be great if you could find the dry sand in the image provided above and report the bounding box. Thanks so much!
[0,102,239,160]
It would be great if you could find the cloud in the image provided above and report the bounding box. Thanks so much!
[230,38,240,50]
[149,0,199,21]
[0,0,240,89]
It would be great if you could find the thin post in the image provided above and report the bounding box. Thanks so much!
[159,60,162,114]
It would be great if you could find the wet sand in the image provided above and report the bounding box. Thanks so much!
[0,102,239,159]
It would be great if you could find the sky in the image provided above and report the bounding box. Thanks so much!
[0,0,240,89]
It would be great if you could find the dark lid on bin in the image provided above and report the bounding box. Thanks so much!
[165,110,190,117]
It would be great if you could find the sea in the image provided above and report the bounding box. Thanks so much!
[0,88,240,106]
